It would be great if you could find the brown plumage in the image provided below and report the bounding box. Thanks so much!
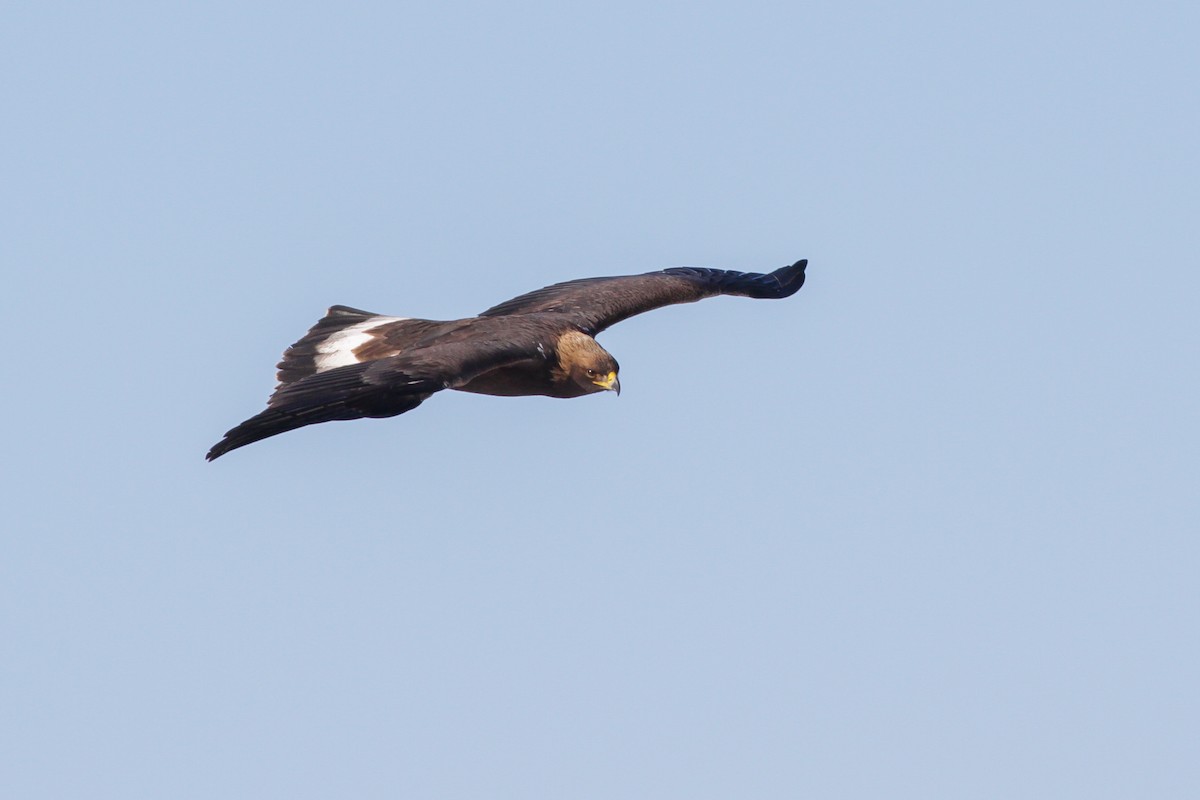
[206,258,807,460]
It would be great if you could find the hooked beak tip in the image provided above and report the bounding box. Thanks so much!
[593,371,620,395]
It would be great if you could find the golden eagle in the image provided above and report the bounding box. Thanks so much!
[207,259,807,460]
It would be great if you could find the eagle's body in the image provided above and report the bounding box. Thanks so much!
[207,259,807,460]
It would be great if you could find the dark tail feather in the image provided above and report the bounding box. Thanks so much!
[275,305,380,387]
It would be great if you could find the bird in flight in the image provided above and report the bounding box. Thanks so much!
[206,258,808,460]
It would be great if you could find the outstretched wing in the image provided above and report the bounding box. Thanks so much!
[206,332,544,460]
[480,259,807,335]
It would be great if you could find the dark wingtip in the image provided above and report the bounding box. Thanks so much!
[204,411,281,462]
[204,410,290,462]
[663,257,808,299]
[205,439,232,461]
[766,258,807,297]
[780,258,807,277]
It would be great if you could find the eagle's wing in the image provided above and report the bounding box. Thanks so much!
[480,259,807,335]
[206,333,544,460]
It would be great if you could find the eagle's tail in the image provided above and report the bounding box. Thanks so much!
[275,305,387,386]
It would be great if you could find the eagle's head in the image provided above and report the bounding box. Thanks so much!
[570,357,620,396]
[558,331,621,396]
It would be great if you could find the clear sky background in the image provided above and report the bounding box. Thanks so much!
[3,2,1197,797]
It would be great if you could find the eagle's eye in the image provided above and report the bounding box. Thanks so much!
[586,368,596,377]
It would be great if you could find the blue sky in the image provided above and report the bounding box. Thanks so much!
[3,2,1198,797]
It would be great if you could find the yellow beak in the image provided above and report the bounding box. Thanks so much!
[593,371,620,395]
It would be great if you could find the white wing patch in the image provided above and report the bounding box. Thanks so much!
[315,316,407,372]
